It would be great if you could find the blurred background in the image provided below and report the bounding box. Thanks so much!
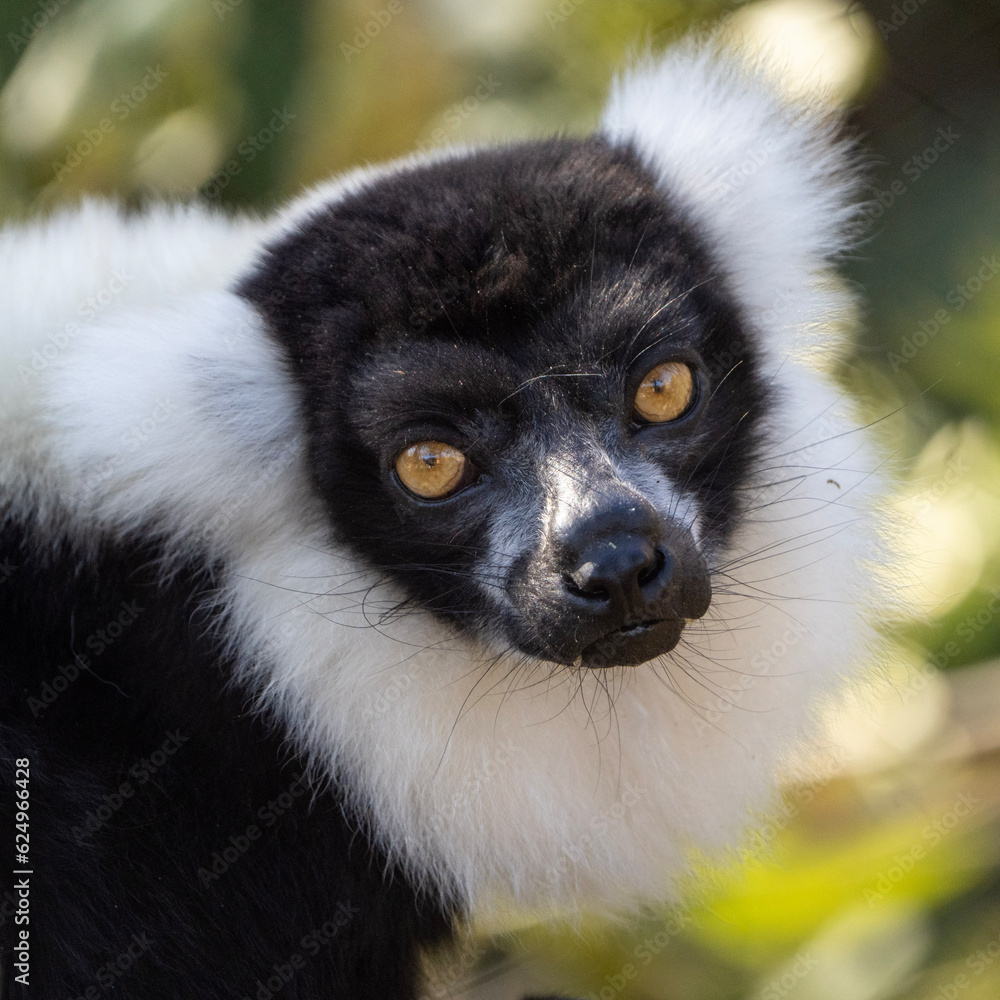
[1,0,998,997]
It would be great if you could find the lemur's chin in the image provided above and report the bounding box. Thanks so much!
[580,617,687,668]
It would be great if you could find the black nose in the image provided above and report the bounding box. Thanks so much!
[562,511,673,618]
[505,496,711,667]
[564,538,672,614]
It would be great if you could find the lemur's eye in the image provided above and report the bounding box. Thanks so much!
[633,361,695,423]
[395,441,473,499]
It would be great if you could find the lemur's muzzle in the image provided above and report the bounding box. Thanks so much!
[509,492,711,668]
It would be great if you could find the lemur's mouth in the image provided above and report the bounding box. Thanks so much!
[618,619,664,634]
[579,617,686,669]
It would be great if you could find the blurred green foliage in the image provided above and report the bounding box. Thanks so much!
[2,1,999,997]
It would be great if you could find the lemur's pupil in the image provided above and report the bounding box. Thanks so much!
[634,361,694,423]
[396,441,469,499]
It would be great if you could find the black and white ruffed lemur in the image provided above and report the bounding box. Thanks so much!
[0,37,887,1000]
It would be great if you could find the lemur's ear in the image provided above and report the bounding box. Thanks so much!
[601,38,864,360]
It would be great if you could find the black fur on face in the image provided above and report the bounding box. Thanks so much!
[240,136,771,667]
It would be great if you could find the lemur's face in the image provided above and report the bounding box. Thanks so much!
[243,137,769,668]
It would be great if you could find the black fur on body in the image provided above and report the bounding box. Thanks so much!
[1,136,770,997]
[0,527,450,999]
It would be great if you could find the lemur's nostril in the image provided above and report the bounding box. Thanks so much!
[563,564,610,601]
[637,548,666,588]
[563,536,663,610]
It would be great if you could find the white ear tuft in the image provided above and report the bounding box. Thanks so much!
[601,37,865,361]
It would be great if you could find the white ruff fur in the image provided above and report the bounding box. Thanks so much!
[0,43,888,918]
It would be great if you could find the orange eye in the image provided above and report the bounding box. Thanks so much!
[395,441,472,499]
[633,361,695,423]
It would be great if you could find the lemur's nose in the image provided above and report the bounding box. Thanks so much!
[561,502,672,616]
[564,535,672,613]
